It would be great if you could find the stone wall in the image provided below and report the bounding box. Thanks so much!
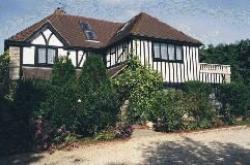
[9,46,20,80]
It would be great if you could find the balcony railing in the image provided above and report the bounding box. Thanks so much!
[199,63,231,84]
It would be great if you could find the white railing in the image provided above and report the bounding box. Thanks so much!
[199,63,231,84]
[200,63,231,74]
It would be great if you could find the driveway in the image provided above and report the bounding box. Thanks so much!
[1,125,250,165]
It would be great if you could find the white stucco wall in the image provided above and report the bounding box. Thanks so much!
[49,34,63,47]
[31,28,63,47]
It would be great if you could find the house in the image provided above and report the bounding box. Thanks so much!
[4,8,231,84]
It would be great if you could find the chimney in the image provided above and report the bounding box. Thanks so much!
[54,7,66,15]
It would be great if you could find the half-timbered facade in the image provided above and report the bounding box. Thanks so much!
[5,8,231,84]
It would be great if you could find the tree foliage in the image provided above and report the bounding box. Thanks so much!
[216,83,250,122]
[182,81,216,129]
[0,51,10,97]
[200,40,250,85]
[147,89,185,132]
[51,57,76,86]
[77,54,119,135]
[39,57,78,133]
[113,57,163,123]
[200,39,250,121]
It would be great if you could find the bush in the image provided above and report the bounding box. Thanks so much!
[182,81,216,129]
[0,80,49,155]
[147,89,185,132]
[77,54,119,136]
[113,57,163,124]
[52,57,76,86]
[114,124,133,139]
[38,57,78,140]
[0,51,10,97]
[95,125,133,140]
[216,82,250,122]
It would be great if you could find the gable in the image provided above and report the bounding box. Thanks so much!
[28,24,64,47]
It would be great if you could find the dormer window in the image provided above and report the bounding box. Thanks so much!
[117,22,129,34]
[117,17,135,34]
[80,22,97,40]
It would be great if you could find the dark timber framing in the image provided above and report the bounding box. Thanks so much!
[5,17,230,85]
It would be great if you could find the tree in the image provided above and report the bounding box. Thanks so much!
[52,57,76,86]
[200,40,250,85]
[39,57,78,132]
[77,54,119,136]
[0,51,10,97]
[113,57,163,124]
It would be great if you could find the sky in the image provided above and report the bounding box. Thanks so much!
[0,0,250,53]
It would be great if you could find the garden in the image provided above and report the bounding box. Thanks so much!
[0,41,250,156]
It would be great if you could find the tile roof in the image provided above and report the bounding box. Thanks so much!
[8,9,202,49]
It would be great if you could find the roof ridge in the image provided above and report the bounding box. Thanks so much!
[63,13,123,25]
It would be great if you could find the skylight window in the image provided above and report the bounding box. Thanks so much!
[80,22,97,40]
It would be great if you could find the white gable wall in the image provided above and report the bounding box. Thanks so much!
[22,28,75,66]
[31,35,46,45]
[49,34,63,47]
[43,29,52,39]
[30,29,63,47]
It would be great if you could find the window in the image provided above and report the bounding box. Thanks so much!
[153,42,183,62]
[161,43,168,60]
[47,48,56,64]
[176,46,183,60]
[37,47,57,65]
[38,48,46,64]
[80,22,97,40]
[168,44,175,60]
[153,43,161,58]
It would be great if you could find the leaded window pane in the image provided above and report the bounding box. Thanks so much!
[176,46,183,60]
[38,48,46,64]
[168,44,175,60]
[161,43,168,60]
[153,43,160,58]
[47,48,56,64]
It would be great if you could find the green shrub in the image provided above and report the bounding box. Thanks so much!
[52,57,76,86]
[182,81,216,129]
[94,125,133,140]
[147,89,185,132]
[14,80,50,112]
[77,54,119,136]
[38,84,79,131]
[216,82,250,122]
[95,129,116,141]
[113,57,163,124]
[0,51,10,97]
[0,80,49,155]
[39,57,78,135]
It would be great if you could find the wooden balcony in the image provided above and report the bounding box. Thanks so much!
[199,63,231,84]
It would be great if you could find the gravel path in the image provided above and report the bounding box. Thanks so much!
[2,125,250,165]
